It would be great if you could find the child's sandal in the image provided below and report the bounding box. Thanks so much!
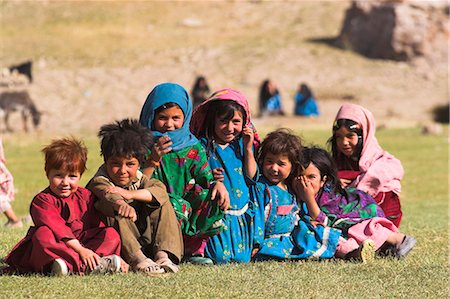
[156,258,180,273]
[133,258,165,275]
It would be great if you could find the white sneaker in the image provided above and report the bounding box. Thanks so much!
[51,258,68,276]
[90,255,121,274]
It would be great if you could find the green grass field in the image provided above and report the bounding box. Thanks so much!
[0,127,448,298]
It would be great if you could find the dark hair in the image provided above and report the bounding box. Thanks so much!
[258,79,279,113]
[191,76,209,92]
[154,102,182,116]
[327,118,363,160]
[204,100,246,142]
[191,76,211,107]
[42,137,88,176]
[98,118,153,164]
[301,146,343,194]
[257,128,303,183]
[299,83,313,105]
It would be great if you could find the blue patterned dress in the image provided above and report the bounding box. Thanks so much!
[254,178,341,260]
[202,138,264,264]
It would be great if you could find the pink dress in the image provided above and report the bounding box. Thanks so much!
[4,187,121,274]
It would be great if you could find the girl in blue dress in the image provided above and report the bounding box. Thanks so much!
[190,88,263,264]
[253,129,341,260]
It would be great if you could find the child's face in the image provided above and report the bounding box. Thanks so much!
[106,156,140,187]
[214,110,244,145]
[47,168,81,198]
[303,162,326,195]
[262,153,292,187]
[153,106,184,133]
[335,126,360,157]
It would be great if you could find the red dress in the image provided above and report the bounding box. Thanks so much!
[4,187,120,274]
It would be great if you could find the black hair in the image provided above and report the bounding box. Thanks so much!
[258,79,279,114]
[98,118,153,164]
[191,76,211,107]
[298,83,313,105]
[301,146,343,194]
[154,102,182,116]
[257,128,303,184]
[327,118,363,160]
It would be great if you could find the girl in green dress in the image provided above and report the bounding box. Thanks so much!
[139,82,229,264]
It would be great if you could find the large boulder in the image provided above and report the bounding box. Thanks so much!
[335,0,449,62]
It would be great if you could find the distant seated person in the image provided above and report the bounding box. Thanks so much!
[191,76,211,108]
[258,79,285,116]
[294,83,320,117]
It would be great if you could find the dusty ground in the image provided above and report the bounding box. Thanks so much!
[1,1,448,135]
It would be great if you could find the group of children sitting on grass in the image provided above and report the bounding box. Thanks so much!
[2,83,416,276]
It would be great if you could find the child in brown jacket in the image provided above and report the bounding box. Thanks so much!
[86,119,183,274]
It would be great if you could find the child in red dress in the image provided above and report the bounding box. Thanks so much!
[4,137,122,276]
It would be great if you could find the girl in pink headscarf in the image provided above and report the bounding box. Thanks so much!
[191,88,263,264]
[328,103,404,227]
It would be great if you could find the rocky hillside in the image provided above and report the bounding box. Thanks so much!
[1,1,448,134]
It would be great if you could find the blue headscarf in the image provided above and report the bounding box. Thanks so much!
[139,82,199,151]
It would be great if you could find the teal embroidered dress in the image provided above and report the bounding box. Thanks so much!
[203,139,264,264]
[254,179,341,260]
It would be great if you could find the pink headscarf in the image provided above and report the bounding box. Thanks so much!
[334,103,404,196]
[190,88,261,147]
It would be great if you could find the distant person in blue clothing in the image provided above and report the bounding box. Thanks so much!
[294,83,320,117]
[258,79,285,117]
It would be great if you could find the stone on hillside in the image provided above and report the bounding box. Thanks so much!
[335,0,449,62]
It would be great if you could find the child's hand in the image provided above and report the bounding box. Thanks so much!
[106,186,131,201]
[211,181,230,211]
[151,136,173,162]
[114,200,137,222]
[78,247,101,271]
[212,168,225,182]
[340,178,352,188]
[310,220,323,228]
[242,125,255,150]
[293,176,316,202]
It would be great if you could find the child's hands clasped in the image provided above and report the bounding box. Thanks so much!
[151,136,173,162]
[211,181,230,211]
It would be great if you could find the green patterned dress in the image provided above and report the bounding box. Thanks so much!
[152,142,224,237]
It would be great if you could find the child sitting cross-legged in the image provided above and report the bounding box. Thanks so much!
[4,137,122,276]
[86,119,183,274]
